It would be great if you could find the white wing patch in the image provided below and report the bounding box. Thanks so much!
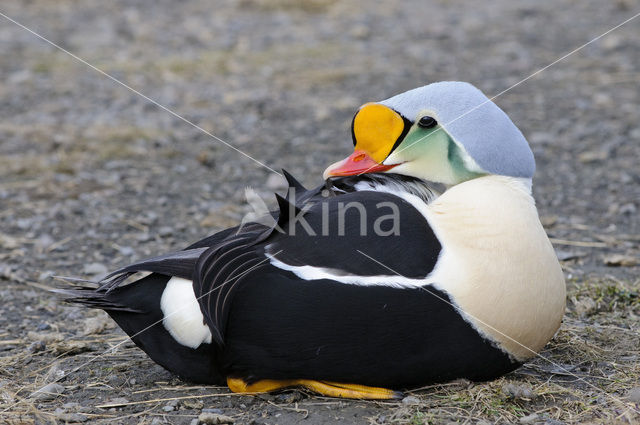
[267,253,436,289]
[160,277,212,349]
[267,182,442,289]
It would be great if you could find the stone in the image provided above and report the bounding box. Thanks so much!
[36,322,51,331]
[202,408,224,414]
[603,254,637,267]
[27,341,46,353]
[182,399,204,409]
[106,397,130,406]
[519,413,539,424]
[275,391,303,403]
[555,250,587,261]
[502,383,535,399]
[83,314,112,335]
[401,395,421,405]
[30,383,65,400]
[159,226,174,237]
[626,387,640,404]
[198,412,234,424]
[83,262,108,277]
[55,412,88,423]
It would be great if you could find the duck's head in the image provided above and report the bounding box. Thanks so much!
[323,81,535,186]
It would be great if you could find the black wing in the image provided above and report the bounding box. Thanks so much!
[193,179,442,346]
[191,180,517,388]
[263,188,441,278]
[91,171,442,349]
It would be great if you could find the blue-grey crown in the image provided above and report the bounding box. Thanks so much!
[380,81,535,178]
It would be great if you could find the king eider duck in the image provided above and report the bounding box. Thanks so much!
[61,81,566,400]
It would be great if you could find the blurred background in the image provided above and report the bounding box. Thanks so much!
[1,1,638,423]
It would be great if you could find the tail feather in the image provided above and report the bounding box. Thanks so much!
[99,248,208,287]
[54,272,223,384]
[52,288,142,312]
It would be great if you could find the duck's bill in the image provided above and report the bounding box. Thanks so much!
[323,150,399,179]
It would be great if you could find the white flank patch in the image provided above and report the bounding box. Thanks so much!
[160,277,212,349]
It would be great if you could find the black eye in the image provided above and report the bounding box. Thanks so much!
[417,116,437,129]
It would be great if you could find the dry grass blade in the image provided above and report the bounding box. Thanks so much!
[94,392,248,409]
[549,238,609,248]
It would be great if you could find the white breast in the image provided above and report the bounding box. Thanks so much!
[424,176,566,361]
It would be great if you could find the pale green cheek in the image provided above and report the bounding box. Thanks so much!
[385,127,483,185]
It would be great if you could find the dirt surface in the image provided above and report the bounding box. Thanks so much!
[1,0,639,424]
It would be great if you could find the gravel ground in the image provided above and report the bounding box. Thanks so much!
[1,0,639,424]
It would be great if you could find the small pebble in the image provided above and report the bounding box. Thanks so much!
[573,297,597,317]
[555,250,586,261]
[502,383,536,399]
[34,234,54,252]
[159,226,174,237]
[55,412,88,423]
[162,399,178,411]
[62,402,80,409]
[30,382,65,400]
[183,399,204,409]
[137,233,153,242]
[82,314,111,335]
[27,331,64,343]
[27,341,46,353]
[519,413,539,424]
[275,391,303,403]
[36,322,51,331]
[202,408,224,414]
[603,254,637,267]
[107,374,125,387]
[83,262,108,276]
[117,245,134,256]
[62,402,92,413]
[107,397,130,406]
[619,203,637,215]
[627,386,640,404]
[401,395,420,405]
[198,412,234,424]
[43,362,65,383]
[38,271,54,281]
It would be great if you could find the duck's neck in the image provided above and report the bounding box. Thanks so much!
[443,176,532,195]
